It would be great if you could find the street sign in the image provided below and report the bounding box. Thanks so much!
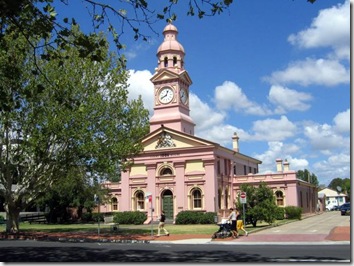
[145,192,152,203]
[240,191,247,204]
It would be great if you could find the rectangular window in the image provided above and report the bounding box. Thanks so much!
[243,165,247,175]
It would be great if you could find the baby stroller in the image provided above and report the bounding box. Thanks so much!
[211,220,232,239]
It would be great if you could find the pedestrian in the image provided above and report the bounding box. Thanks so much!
[157,210,169,236]
[236,209,248,236]
[227,208,238,238]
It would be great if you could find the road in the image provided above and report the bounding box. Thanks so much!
[0,211,350,263]
[0,240,350,262]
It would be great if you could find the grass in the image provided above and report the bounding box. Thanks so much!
[0,218,297,236]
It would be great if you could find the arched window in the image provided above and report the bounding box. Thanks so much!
[111,197,118,211]
[161,168,172,175]
[164,57,168,67]
[173,56,177,66]
[191,188,202,209]
[275,191,284,206]
[135,191,145,210]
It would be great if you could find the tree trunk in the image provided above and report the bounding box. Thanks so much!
[4,204,21,233]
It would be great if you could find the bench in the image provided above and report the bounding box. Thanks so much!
[104,216,119,232]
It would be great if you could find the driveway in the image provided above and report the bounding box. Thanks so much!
[235,211,350,243]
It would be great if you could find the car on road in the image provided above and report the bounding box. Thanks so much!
[340,202,350,215]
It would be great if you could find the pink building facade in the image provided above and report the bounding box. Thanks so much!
[99,23,318,222]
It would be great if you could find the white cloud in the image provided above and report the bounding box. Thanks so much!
[288,0,350,61]
[333,109,350,133]
[251,116,297,141]
[288,0,350,60]
[312,153,350,185]
[214,81,272,115]
[256,142,308,174]
[303,122,349,152]
[268,85,312,113]
[127,69,154,113]
[266,58,349,87]
[189,93,226,131]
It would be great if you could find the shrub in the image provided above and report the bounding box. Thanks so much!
[92,213,104,222]
[284,206,302,220]
[274,207,285,220]
[175,211,216,224]
[113,211,147,225]
[0,215,4,224]
[81,212,93,222]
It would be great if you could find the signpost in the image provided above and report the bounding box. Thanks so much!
[240,191,247,227]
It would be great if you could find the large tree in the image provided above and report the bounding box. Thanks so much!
[0,0,235,66]
[236,182,278,227]
[296,169,319,187]
[0,0,317,66]
[0,26,149,233]
[328,177,350,198]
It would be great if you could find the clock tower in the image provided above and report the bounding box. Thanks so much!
[149,23,195,135]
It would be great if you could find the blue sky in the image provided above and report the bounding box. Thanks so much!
[56,0,350,186]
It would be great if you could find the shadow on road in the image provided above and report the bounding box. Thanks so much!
[0,245,348,262]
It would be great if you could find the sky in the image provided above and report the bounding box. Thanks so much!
[56,0,350,186]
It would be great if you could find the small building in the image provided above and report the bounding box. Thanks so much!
[318,188,347,211]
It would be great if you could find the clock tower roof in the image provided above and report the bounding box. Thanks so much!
[157,23,185,54]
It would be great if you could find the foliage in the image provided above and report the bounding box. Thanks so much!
[284,206,302,220]
[0,27,149,233]
[113,211,147,225]
[328,178,350,198]
[0,0,235,68]
[92,213,104,223]
[296,169,319,187]
[237,182,278,227]
[175,211,216,224]
[274,207,285,220]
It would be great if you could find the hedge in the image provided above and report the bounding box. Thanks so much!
[175,211,217,224]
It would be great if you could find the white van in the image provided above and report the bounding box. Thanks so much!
[326,199,340,211]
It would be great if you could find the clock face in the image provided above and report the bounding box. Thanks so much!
[179,89,188,104]
[159,87,174,104]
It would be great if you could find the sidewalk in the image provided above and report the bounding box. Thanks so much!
[0,212,350,245]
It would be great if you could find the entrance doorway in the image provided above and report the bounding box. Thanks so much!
[161,190,173,219]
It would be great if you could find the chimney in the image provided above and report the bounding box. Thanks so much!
[276,159,283,172]
[232,132,239,152]
[283,159,290,171]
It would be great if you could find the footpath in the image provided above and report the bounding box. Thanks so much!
[0,211,350,245]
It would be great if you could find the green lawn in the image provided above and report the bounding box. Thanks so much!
[1,218,295,236]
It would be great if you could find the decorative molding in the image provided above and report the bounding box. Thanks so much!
[156,131,176,148]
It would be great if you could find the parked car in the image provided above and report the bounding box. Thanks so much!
[340,202,350,216]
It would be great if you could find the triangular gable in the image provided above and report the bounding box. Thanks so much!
[150,69,192,85]
[141,126,216,152]
[318,188,347,197]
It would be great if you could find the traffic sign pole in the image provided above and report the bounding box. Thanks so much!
[240,192,247,226]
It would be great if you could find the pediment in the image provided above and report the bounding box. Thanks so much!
[141,126,215,152]
[150,69,192,85]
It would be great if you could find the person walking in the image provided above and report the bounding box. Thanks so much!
[157,210,169,236]
[236,209,248,236]
[228,208,238,238]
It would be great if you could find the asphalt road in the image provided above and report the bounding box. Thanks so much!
[0,211,350,263]
[0,240,350,262]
